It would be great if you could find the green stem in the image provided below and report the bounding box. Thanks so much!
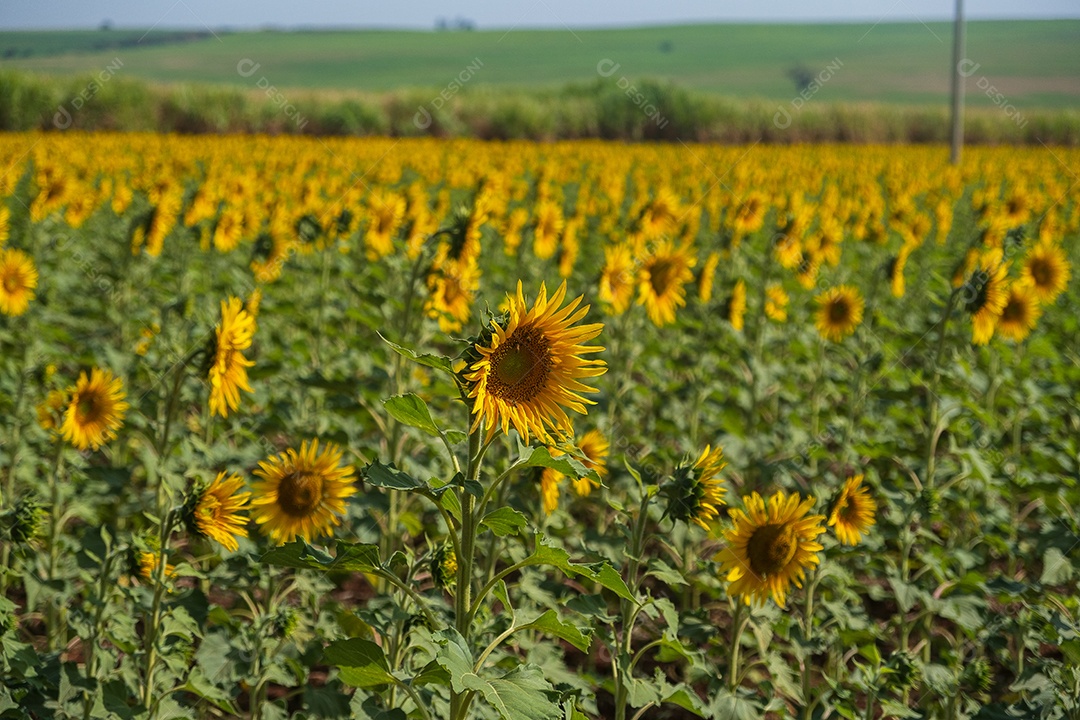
[802,570,820,719]
[614,493,651,720]
[924,289,960,490]
[83,544,119,720]
[728,601,750,692]
[1,341,31,510]
[141,508,177,717]
[45,442,65,651]
[450,427,484,720]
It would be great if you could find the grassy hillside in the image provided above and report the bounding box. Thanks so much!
[1,21,1079,108]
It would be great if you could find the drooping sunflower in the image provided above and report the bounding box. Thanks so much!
[726,279,747,332]
[715,491,826,607]
[539,465,562,515]
[764,283,789,322]
[183,472,251,552]
[425,259,481,333]
[251,439,357,544]
[1020,240,1070,304]
[828,475,877,546]
[599,244,636,315]
[61,368,129,451]
[532,201,565,260]
[637,242,696,327]
[662,445,727,531]
[208,297,256,418]
[996,283,1042,342]
[962,251,1009,346]
[463,281,606,445]
[36,389,68,432]
[697,251,721,303]
[814,285,864,342]
[571,429,609,497]
[0,248,38,317]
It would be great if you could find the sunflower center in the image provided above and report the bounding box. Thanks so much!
[649,260,675,295]
[746,523,799,577]
[76,395,102,424]
[488,326,552,404]
[2,271,21,294]
[1001,297,1025,323]
[277,471,324,517]
[827,298,851,325]
[1029,258,1053,288]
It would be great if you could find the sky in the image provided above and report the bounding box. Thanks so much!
[2,0,1078,30]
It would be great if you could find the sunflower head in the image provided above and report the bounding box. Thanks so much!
[637,242,696,327]
[996,283,1042,342]
[207,297,256,418]
[663,445,727,531]
[1021,240,1070,304]
[814,285,864,342]
[182,472,251,553]
[271,607,301,639]
[962,252,1009,345]
[571,429,609,497]
[251,439,357,544]
[463,281,605,445]
[431,543,458,589]
[827,474,877,546]
[764,283,789,322]
[2,495,47,545]
[60,368,129,451]
[0,248,38,317]
[37,389,69,432]
[715,491,826,607]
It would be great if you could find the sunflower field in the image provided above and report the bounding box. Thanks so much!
[0,132,1079,720]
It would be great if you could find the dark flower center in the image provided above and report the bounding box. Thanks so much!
[747,523,798,577]
[489,325,552,405]
[278,471,323,517]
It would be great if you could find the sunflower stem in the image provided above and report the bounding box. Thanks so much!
[801,568,821,719]
[614,491,652,720]
[1,338,31,510]
[924,288,960,490]
[45,440,65,651]
[450,427,483,720]
[728,600,750,693]
[141,507,177,718]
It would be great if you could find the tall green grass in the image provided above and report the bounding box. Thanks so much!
[1,70,1076,144]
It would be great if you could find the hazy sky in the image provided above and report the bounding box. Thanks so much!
[3,0,1078,30]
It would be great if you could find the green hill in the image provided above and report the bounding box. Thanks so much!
[1,20,1078,108]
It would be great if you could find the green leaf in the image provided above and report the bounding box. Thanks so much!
[531,535,635,603]
[379,334,455,374]
[413,660,451,687]
[325,638,394,688]
[481,507,530,537]
[469,666,562,720]
[519,445,598,483]
[260,539,382,574]
[1041,547,1074,585]
[383,394,440,436]
[363,460,427,491]
[520,610,592,652]
[663,684,707,717]
[645,559,687,586]
[181,669,239,715]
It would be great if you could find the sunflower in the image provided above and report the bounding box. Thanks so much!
[532,201,564,260]
[183,472,251,552]
[1020,240,1070,304]
[715,491,826,607]
[208,297,256,417]
[571,429,609,497]
[726,280,747,332]
[599,244,636,315]
[697,251,721,303]
[814,285,864,342]
[663,445,727,530]
[425,259,481,333]
[962,251,1009,346]
[463,281,606,445]
[996,283,1042,342]
[828,475,877,546]
[764,283,789,322]
[637,242,696,327]
[251,439,357,544]
[640,187,681,238]
[136,552,177,584]
[36,389,68,432]
[540,466,562,515]
[0,248,38,317]
[61,368,129,451]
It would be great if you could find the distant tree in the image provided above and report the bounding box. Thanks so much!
[787,64,814,93]
[99,19,113,31]
[435,18,448,31]
[659,40,674,53]
[454,17,476,31]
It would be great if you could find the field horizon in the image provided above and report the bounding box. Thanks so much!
[2,19,1079,109]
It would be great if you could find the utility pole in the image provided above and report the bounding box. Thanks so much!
[949,0,966,165]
